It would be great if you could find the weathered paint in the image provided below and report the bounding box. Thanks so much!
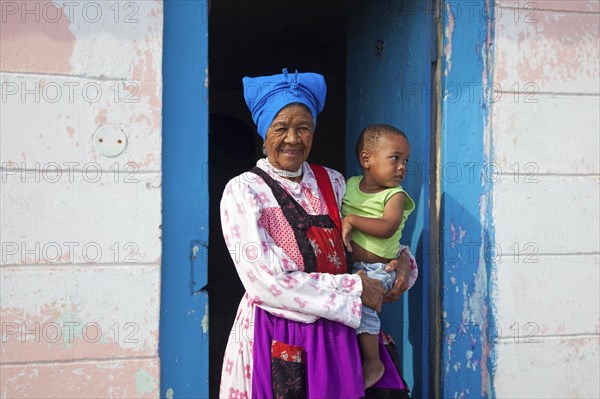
[0,73,161,170]
[135,368,155,396]
[1,1,163,171]
[494,7,599,93]
[0,0,162,396]
[493,337,599,398]
[1,173,161,265]
[0,266,159,362]
[0,359,159,398]
[160,1,210,397]
[496,0,600,14]
[492,95,600,174]
[0,0,75,73]
[491,0,600,396]
[494,177,599,253]
[494,255,600,336]
[439,0,496,397]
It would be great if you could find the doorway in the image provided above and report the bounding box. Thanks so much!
[207,1,435,397]
[207,1,351,396]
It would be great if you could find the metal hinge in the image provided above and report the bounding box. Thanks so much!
[191,240,208,293]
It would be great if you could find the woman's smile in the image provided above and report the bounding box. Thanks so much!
[279,147,303,155]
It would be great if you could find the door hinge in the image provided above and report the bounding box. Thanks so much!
[191,240,208,293]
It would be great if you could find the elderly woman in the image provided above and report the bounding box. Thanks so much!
[219,69,418,398]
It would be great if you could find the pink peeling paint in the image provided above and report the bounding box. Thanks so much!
[95,109,108,126]
[0,359,159,398]
[0,0,75,74]
[495,11,599,88]
[134,113,153,126]
[132,48,162,130]
[0,306,157,364]
[533,12,599,80]
[134,153,157,169]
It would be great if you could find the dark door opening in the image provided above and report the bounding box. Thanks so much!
[208,1,354,396]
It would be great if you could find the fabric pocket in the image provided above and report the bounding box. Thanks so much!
[271,340,306,399]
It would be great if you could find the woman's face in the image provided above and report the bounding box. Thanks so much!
[264,104,314,172]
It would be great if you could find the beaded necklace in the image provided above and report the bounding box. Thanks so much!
[259,158,303,178]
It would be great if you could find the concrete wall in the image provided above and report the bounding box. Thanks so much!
[491,0,599,397]
[0,1,163,397]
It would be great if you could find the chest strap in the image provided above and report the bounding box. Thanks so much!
[250,166,334,273]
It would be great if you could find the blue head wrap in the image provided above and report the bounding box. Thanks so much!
[242,68,327,140]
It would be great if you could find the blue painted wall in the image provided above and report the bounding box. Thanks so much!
[347,1,434,397]
[160,1,209,398]
[439,0,496,397]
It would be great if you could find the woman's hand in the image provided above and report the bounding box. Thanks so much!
[357,270,385,312]
[383,248,412,303]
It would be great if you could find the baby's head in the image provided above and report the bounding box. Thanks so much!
[355,124,410,187]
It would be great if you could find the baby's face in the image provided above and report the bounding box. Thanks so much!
[367,133,411,188]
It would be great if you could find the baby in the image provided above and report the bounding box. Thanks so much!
[341,124,415,389]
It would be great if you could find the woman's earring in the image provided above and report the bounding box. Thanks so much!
[262,146,268,156]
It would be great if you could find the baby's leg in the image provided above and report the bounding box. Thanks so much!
[358,333,385,389]
[354,262,390,388]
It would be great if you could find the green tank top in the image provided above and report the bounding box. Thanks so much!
[341,176,415,259]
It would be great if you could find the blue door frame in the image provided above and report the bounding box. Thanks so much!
[159,0,495,397]
[160,1,209,398]
[439,0,496,397]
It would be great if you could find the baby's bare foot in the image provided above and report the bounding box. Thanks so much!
[363,360,385,389]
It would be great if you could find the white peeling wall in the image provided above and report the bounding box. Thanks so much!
[491,0,599,397]
[0,1,162,397]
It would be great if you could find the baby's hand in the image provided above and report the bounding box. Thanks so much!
[341,216,353,253]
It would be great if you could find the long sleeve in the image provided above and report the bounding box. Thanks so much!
[220,171,363,328]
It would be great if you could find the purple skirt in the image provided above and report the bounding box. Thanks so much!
[252,307,408,399]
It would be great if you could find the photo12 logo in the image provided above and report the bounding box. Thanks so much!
[1,241,141,264]
[1,1,140,24]
[391,80,540,105]
[441,320,540,344]
[1,321,140,344]
[440,1,540,24]
[404,160,540,185]
[390,1,540,25]
[1,162,139,184]
[1,80,139,105]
